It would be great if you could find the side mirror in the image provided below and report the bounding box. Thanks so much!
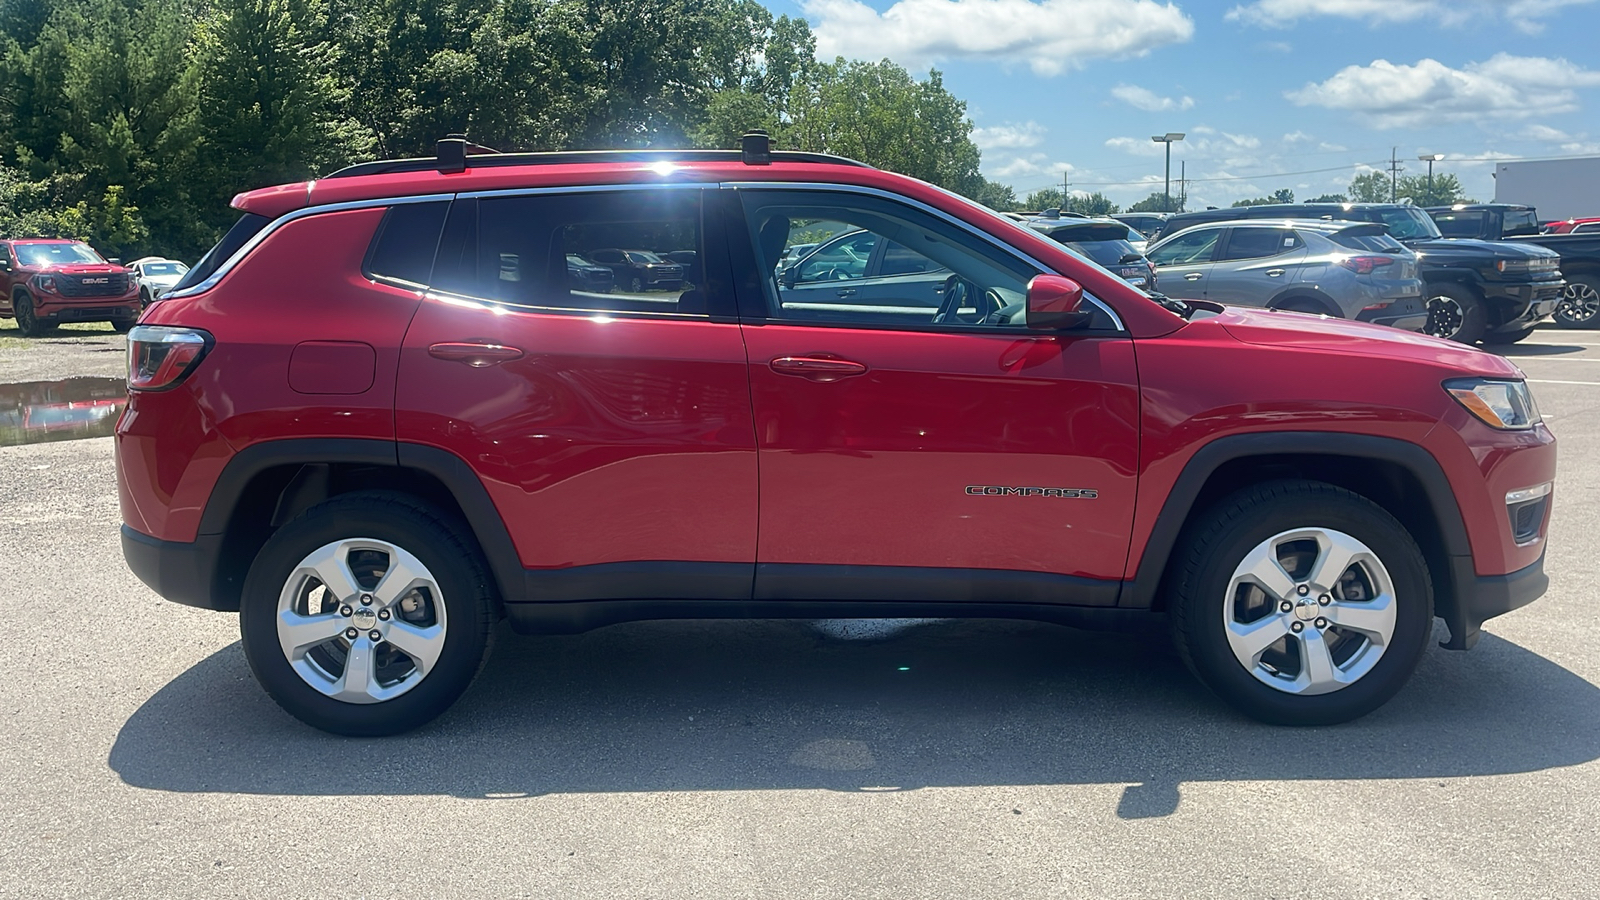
[780,266,798,288]
[1118,253,1145,265]
[1026,274,1090,330]
[108,258,122,266]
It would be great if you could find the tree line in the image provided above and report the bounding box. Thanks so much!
[0,0,1015,260]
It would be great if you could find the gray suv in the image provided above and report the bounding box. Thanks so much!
[1145,219,1427,330]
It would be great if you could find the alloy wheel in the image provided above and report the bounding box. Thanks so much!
[1222,527,1397,696]
[1424,294,1464,339]
[1558,282,1600,326]
[275,538,448,704]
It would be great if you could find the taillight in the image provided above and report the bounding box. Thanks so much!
[1337,256,1396,275]
[127,325,211,391]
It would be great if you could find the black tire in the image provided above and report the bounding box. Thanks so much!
[1273,296,1334,316]
[13,290,48,337]
[1482,324,1537,345]
[239,491,497,735]
[112,318,135,334]
[1169,480,1433,726]
[139,288,152,309]
[1554,273,1600,328]
[629,276,643,292]
[1423,282,1486,344]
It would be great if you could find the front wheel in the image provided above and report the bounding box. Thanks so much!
[1169,480,1433,725]
[629,276,643,292]
[1423,283,1486,344]
[239,491,497,735]
[1554,274,1600,328]
[13,291,47,337]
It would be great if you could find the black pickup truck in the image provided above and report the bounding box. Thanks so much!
[1427,203,1600,328]
[1159,201,1566,344]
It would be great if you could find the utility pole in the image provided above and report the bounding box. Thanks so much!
[1388,147,1404,202]
[1179,161,1186,213]
[1063,171,1071,208]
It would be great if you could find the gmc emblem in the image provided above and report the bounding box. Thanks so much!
[81,277,108,284]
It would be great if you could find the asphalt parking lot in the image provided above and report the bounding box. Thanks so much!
[3,323,1600,898]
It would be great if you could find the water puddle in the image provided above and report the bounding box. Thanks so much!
[0,377,126,447]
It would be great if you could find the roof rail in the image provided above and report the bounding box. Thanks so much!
[324,131,872,179]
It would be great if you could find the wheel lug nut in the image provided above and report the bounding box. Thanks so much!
[345,628,359,639]
[1296,585,1309,596]
[340,605,353,617]
[378,609,390,620]
[360,593,374,607]
[1315,617,1328,629]
[1318,594,1331,606]
[1291,622,1304,633]
[368,630,382,641]
[1279,601,1293,613]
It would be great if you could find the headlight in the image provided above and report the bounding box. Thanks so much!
[1496,257,1559,274]
[1445,378,1541,430]
[33,274,57,293]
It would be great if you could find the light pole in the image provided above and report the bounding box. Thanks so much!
[1418,153,1444,204]
[1152,133,1185,212]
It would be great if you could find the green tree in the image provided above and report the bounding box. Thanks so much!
[1348,171,1391,203]
[1306,193,1347,203]
[1128,191,1177,213]
[1064,191,1119,216]
[1396,173,1471,207]
[1232,188,1294,207]
[974,180,1018,211]
[1023,187,1065,210]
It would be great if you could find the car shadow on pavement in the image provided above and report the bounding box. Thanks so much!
[109,617,1600,818]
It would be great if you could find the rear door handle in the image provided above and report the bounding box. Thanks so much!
[770,356,868,382]
[1184,272,1204,281]
[1265,268,1286,277]
[428,342,524,367]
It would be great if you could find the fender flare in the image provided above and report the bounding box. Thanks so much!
[1267,287,1340,316]
[1122,431,1472,611]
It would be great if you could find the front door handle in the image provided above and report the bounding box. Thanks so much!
[428,342,524,367]
[1184,272,1204,281]
[1265,268,1286,277]
[770,356,868,382]
[836,288,857,298]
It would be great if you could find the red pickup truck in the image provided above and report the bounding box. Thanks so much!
[1,238,141,335]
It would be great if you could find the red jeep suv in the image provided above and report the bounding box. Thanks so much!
[2,239,141,335]
[117,136,1556,735]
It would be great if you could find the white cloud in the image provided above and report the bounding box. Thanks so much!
[1227,0,1595,32]
[804,0,1194,76]
[1287,54,1600,128]
[988,154,1077,178]
[1521,124,1573,142]
[971,122,1046,150]
[1111,84,1195,112]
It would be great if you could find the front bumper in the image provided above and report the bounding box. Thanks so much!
[36,293,141,320]
[1440,552,1548,650]
[121,525,232,611]
[1485,279,1565,332]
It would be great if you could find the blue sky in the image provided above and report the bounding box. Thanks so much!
[774,0,1600,209]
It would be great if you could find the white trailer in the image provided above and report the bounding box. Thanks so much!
[1495,156,1600,222]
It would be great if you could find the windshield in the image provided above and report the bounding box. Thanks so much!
[566,255,593,267]
[626,251,665,264]
[142,262,188,276]
[1060,238,1141,267]
[14,242,104,267]
[1378,207,1441,240]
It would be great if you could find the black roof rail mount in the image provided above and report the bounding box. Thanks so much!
[324,134,870,180]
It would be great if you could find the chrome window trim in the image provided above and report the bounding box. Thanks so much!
[161,193,456,300]
[719,180,1127,332]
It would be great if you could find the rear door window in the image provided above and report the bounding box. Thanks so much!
[1219,228,1300,261]
[1330,230,1405,252]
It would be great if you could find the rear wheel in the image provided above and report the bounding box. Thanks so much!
[239,491,497,735]
[1554,274,1600,328]
[1169,480,1433,725]
[1423,282,1486,344]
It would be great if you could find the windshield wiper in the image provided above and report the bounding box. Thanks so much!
[1147,291,1194,318]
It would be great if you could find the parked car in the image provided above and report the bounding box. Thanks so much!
[1114,212,1171,242]
[1161,202,1564,344]
[0,239,141,335]
[121,134,1554,735]
[128,257,191,307]
[1423,203,1600,328]
[565,254,615,293]
[1544,217,1600,235]
[584,248,685,293]
[775,228,966,322]
[1145,219,1426,330]
[1024,217,1158,290]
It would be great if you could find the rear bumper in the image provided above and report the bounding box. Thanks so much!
[1440,552,1548,650]
[121,525,231,611]
[1357,295,1427,332]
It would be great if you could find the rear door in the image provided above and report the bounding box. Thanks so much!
[1206,227,1309,308]
[1147,227,1222,300]
[395,187,758,600]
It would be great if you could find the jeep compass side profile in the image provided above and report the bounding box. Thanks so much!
[118,136,1555,735]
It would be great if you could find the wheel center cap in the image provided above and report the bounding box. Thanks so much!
[351,607,378,630]
[1294,597,1319,621]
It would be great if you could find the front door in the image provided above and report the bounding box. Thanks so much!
[729,187,1140,605]
[1148,227,1222,301]
[395,187,758,600]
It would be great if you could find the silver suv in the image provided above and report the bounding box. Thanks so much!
[1145,219,1427,330]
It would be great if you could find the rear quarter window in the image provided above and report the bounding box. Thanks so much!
[364,201,449,287]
